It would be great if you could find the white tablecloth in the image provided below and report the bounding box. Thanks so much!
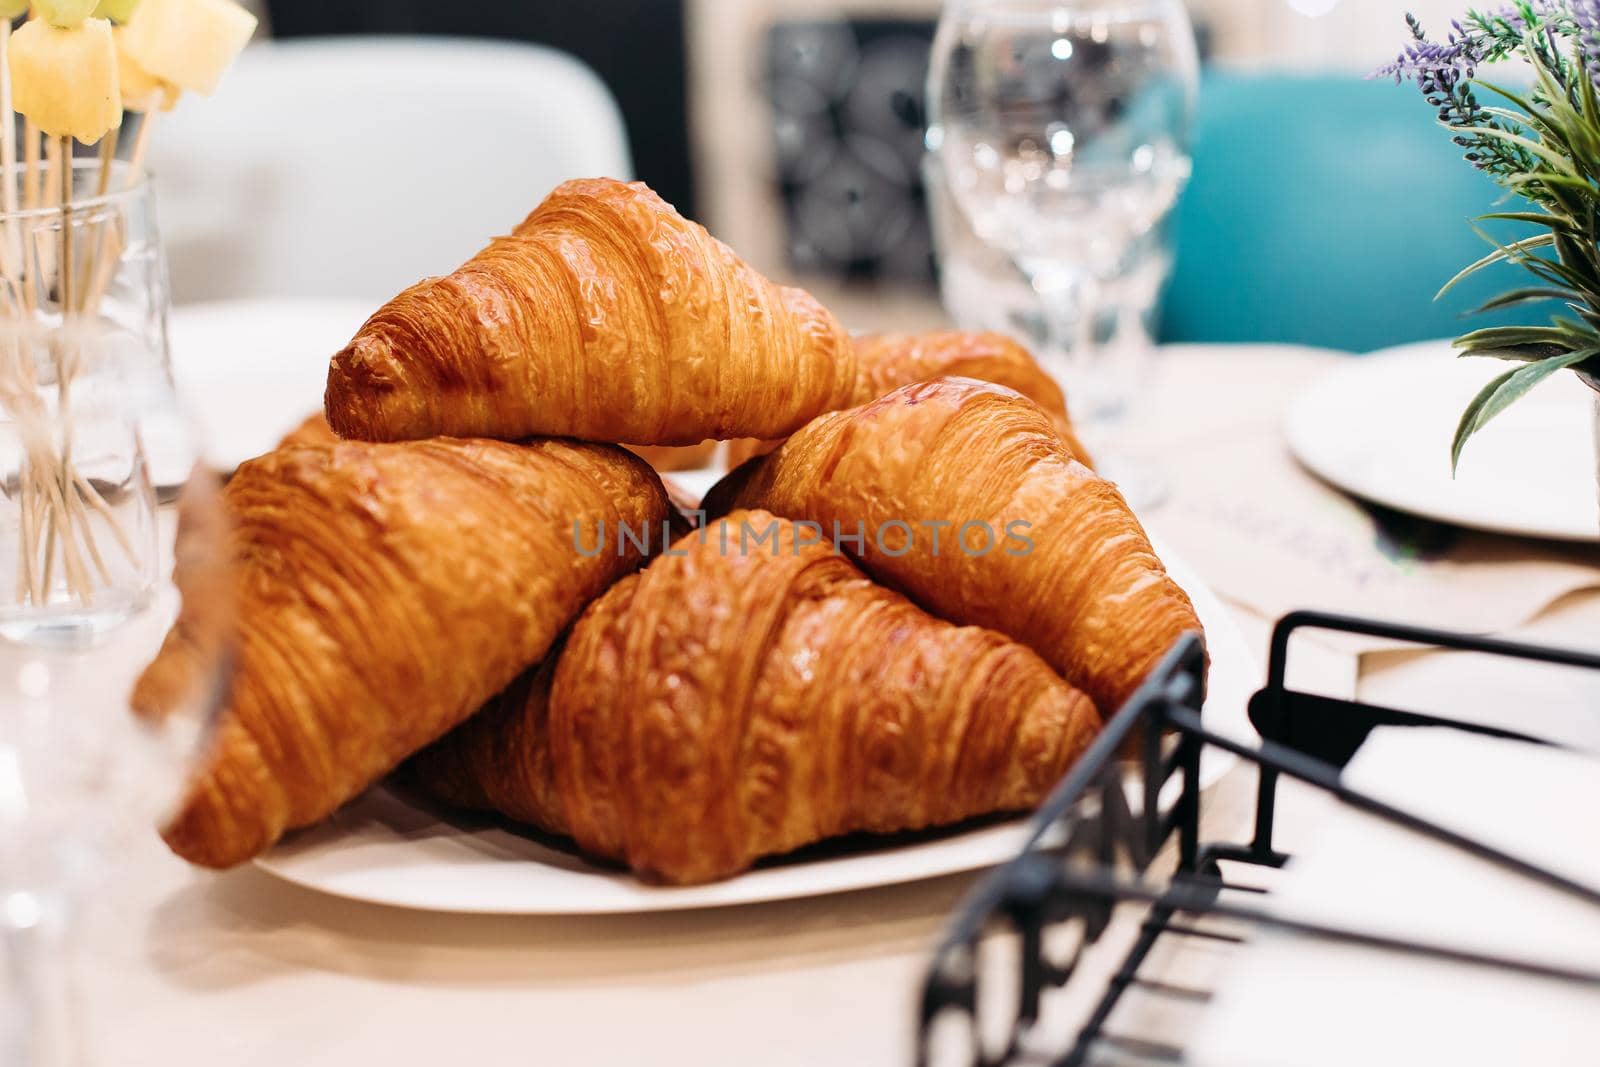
[15,335,1600,1066]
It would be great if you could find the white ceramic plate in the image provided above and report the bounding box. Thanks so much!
[168,298,376,470]
[1286,341,1599,543]
[255,540,1255,914]
[171,298,1253,913]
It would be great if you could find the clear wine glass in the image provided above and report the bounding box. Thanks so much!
[926,0,1199,505]
[0,318,230,1065]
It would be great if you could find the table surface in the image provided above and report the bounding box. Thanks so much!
[27,321,1600,1066]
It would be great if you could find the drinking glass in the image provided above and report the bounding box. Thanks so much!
[0,348,229,1064]
[0,159,172,642]
[925,151,1172,383]
[3,159,169,362]
[0,155,220,1064]
[926,0,1199,504]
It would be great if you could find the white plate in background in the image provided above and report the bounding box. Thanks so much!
[1286,341,1599,543]
[168,298,373,470]
[255,539,1255,914]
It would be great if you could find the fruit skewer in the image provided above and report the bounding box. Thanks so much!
[2,0,256,607]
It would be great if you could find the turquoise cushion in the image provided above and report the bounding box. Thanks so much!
[1161,71,1556,352]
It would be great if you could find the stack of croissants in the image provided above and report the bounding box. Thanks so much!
[133,178,1204,886]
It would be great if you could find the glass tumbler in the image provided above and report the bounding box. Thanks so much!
[0,158,172,644]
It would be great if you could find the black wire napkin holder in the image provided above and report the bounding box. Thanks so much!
[915,610,1600,1067]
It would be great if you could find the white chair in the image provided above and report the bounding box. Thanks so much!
[149,37,632,302]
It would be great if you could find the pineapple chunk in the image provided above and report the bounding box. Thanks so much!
[0,3,30,19]
[121,0,255,96]
[35,0,99,28]
[9,17,122,144]
[115,27,177,112]
[94,0,142,22]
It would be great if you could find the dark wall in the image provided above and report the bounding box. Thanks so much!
[267,0,696,217]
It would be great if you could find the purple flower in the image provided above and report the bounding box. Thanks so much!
[1374,14,1488,133]
[1573,0,1600,89]
[1374,14,1480,85]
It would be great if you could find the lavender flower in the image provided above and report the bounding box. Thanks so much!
[1374,14,1490,157]
[1572,0,1600,90]
[1374,14,1481,87]
[1372,5,1574,176]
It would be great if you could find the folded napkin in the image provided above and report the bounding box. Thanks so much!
[1189,727,1600,1067]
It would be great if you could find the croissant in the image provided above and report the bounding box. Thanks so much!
[133,436,671,868]
[724,330,1093,469]
[325,178,856,446]
[626,441,717,473]
[706,379,1202,715]
[276,412,338,450]
[409,510,1100,884]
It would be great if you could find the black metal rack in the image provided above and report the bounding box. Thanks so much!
[915,610,1600,1067]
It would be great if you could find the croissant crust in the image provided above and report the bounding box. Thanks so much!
[410,510,1101,885]
[135,436,670,868]
[325,178,856,447]
[725,330,1094,469]
[707,378,1203,714]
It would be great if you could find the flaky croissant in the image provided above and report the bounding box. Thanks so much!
[276,412,339,450]
[409,510,1100,885]
[134,436,671,868]
[325,178,856,447]
[707,379,1202,715]
[625,441,717,473]
[725,330,1093,470]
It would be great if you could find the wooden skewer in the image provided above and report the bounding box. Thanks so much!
[20,118,38,312]
[71,481,112,586]
[17,476,39,603]
[40,500,58,597]
[83,112,158,315]
[125,111,155,181]
[22,117,38,212]
[75,128,120,309]
[73,467,136,564]
[0,21,19,290]
[93,129,117,199]
[58,136,70,318]
[38,134,58,302]
[37,467,90,602]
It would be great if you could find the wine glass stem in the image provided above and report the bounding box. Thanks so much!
[1029,266,1116,423]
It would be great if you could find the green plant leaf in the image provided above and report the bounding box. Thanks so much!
[1469,286,1582,314]
[1449,123,1578,175]
[1554,232,1600,290]
[1476,210,1582,236]
[1571,304,1600,333]
[1437,233,1557,299]
[1469,222,1589,291]
[1452,366,1519,474]
[1451,347,1600,473]
[1453,324,1576,349]
[1453,344,1566,362]
[1476,78,1545,121]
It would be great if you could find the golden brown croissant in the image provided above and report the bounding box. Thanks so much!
[625,441,717,473]
[724,330,1094,470]
[134,436,671,868]
[276,412,338,450]
[325,178,856,446]
[706,379,1202,715]
[409,510,1100,884]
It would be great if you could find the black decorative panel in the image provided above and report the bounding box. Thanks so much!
[766,18,937,284]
